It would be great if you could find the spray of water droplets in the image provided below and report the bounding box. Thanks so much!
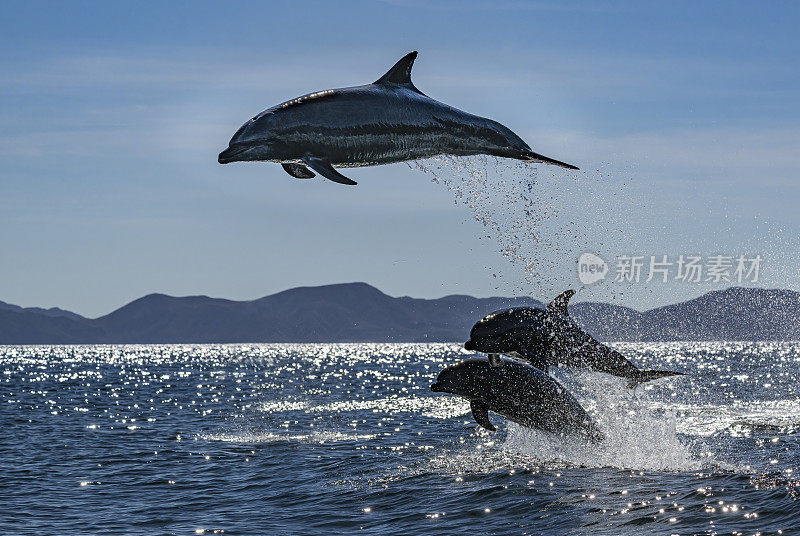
[408,155,625,300]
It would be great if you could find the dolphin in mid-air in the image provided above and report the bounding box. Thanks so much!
[218,51,578,185]
[464,290,684,387]
[431,357,603,441]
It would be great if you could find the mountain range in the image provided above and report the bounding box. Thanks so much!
[1,283,799,344]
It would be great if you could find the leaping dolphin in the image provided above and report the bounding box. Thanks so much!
[218,51,578,185]
[431,357,603,442]
[463,290,684,387]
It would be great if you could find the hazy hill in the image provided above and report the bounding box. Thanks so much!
[1,283,798,344]
[0,300,85,321]
[572,287,800,341]
[91,283,540,343]
[0,307,101,344]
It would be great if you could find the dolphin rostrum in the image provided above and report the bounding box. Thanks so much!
[431,357,603,442]
[218,51,578,185]
[463,290,684,387]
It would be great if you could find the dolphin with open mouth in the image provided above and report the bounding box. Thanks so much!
[218,51,578,185]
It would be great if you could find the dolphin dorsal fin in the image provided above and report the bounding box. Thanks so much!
[547,289,576,316]
[374,51,422,92]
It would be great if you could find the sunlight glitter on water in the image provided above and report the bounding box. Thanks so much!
[2,342,800,535]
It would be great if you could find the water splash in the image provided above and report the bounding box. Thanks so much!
[408,156,622,300]
[502,371,702,472]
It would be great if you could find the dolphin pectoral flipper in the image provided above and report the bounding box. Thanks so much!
[470,399,496,431]
[282,163,316,179]
[487,353,502,367]
[302,157,358,185]
[547,289,576,316]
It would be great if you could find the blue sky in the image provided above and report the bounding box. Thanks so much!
[1,1,798,317]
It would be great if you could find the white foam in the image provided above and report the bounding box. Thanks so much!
[672,399,800,437]
[257,395,471,420]
[200,430,377,444]
[501,371,703,472]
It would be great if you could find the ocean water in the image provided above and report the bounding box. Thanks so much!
[2,342,799,535]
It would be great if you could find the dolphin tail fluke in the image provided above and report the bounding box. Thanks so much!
[627,369,685,388]
[520,151,579,170]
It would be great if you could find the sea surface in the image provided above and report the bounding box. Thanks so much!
[2,342,800,535]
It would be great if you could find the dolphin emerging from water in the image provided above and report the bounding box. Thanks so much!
[218,51,578,185]
[431,357,603,441]
[464,290,684,387]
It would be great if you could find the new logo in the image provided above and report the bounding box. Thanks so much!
[577,253,609,285]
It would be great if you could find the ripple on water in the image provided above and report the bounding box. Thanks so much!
[2,342,800,535]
